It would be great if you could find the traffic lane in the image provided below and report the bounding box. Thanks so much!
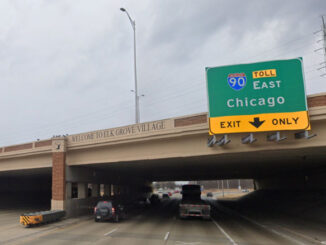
[3,216,94,245]
[14,218,116,245]
[99,198,232,245]
[138,198,232,245]
[16,198,297,245]
[11,199,179,245]
[7,197,303,245]
[0,209,64,245]
[166,217,233,245]
[218,193,326,244]
[223,204,326,244]
[263,215,326,243]
[96,198,180,245]
[0,207,50,226]
[0,210,23,241]
[210,202,304,245]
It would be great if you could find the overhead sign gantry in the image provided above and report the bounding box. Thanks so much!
[206,58,310,135]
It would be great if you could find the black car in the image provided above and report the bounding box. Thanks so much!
[206,192,213,198]
[149,194,160,205]
[162,193,170,199]
[94,200,126,222]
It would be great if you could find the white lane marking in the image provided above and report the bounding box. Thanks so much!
[279,225,323,244]
[238,215,306,245]
[175,242,201,245]
[104,228,118,236]
[212,218,238,245]
[164,231,170,241]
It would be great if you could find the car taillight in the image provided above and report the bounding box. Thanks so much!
[112,207,115,213]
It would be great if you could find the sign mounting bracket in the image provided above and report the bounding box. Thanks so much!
[241,133,256,144]
[207,135,230,147]
[294,131,317,140]
[267,131,287,142]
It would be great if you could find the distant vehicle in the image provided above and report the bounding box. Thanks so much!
[206,192,213,198]
[179,184,210,220]
[242,189,250,193]
[162,193,170,199]
[168,192,172,196]
[149,194,160,205]
[94,200,126,222]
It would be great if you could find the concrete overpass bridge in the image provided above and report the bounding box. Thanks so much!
[0,93,325,216]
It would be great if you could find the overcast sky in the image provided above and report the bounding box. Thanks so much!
[0,0,325,146]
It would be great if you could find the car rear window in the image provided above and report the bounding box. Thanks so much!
[97,201,112,208]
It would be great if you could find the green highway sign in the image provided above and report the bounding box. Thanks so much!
[206,58,310,134]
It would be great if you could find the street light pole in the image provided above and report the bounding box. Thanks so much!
[120,8,139,124]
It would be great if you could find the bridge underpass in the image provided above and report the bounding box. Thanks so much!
[81,145,326,182]
[0,168,51,210]
[0,93,325,217]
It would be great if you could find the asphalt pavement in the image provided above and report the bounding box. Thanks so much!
[2,196,326,245]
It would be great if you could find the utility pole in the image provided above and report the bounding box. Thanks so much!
[120,8,140,123]
[315,15,326,77]
[322,16,326,76]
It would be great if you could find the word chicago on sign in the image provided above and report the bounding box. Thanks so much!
[71,120,166,143]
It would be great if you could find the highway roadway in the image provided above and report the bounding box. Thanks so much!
[2,196,326,245]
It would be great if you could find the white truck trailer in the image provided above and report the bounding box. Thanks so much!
[179,184,210,219]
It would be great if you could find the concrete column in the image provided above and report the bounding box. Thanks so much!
[78,183,87,199]
[92,184,100,197]
[51,137,67,210]
[66,182,72,199]
[104,184,111,197]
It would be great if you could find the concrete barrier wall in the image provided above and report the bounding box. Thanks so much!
[255,171,326,190]
[65,197,101,217]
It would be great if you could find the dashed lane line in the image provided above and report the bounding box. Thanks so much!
[104,228,118,236]
[164,231,170,241]
[212,218,238,245]
[175,242,202,245]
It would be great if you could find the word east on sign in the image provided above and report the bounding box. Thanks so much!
[205,58,310,134]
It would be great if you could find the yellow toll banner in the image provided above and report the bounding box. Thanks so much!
[209,111,310,135]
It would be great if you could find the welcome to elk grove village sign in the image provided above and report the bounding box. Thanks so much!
[206,58,310,135]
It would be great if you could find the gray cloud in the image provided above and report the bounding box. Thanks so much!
[0,0,325,146]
